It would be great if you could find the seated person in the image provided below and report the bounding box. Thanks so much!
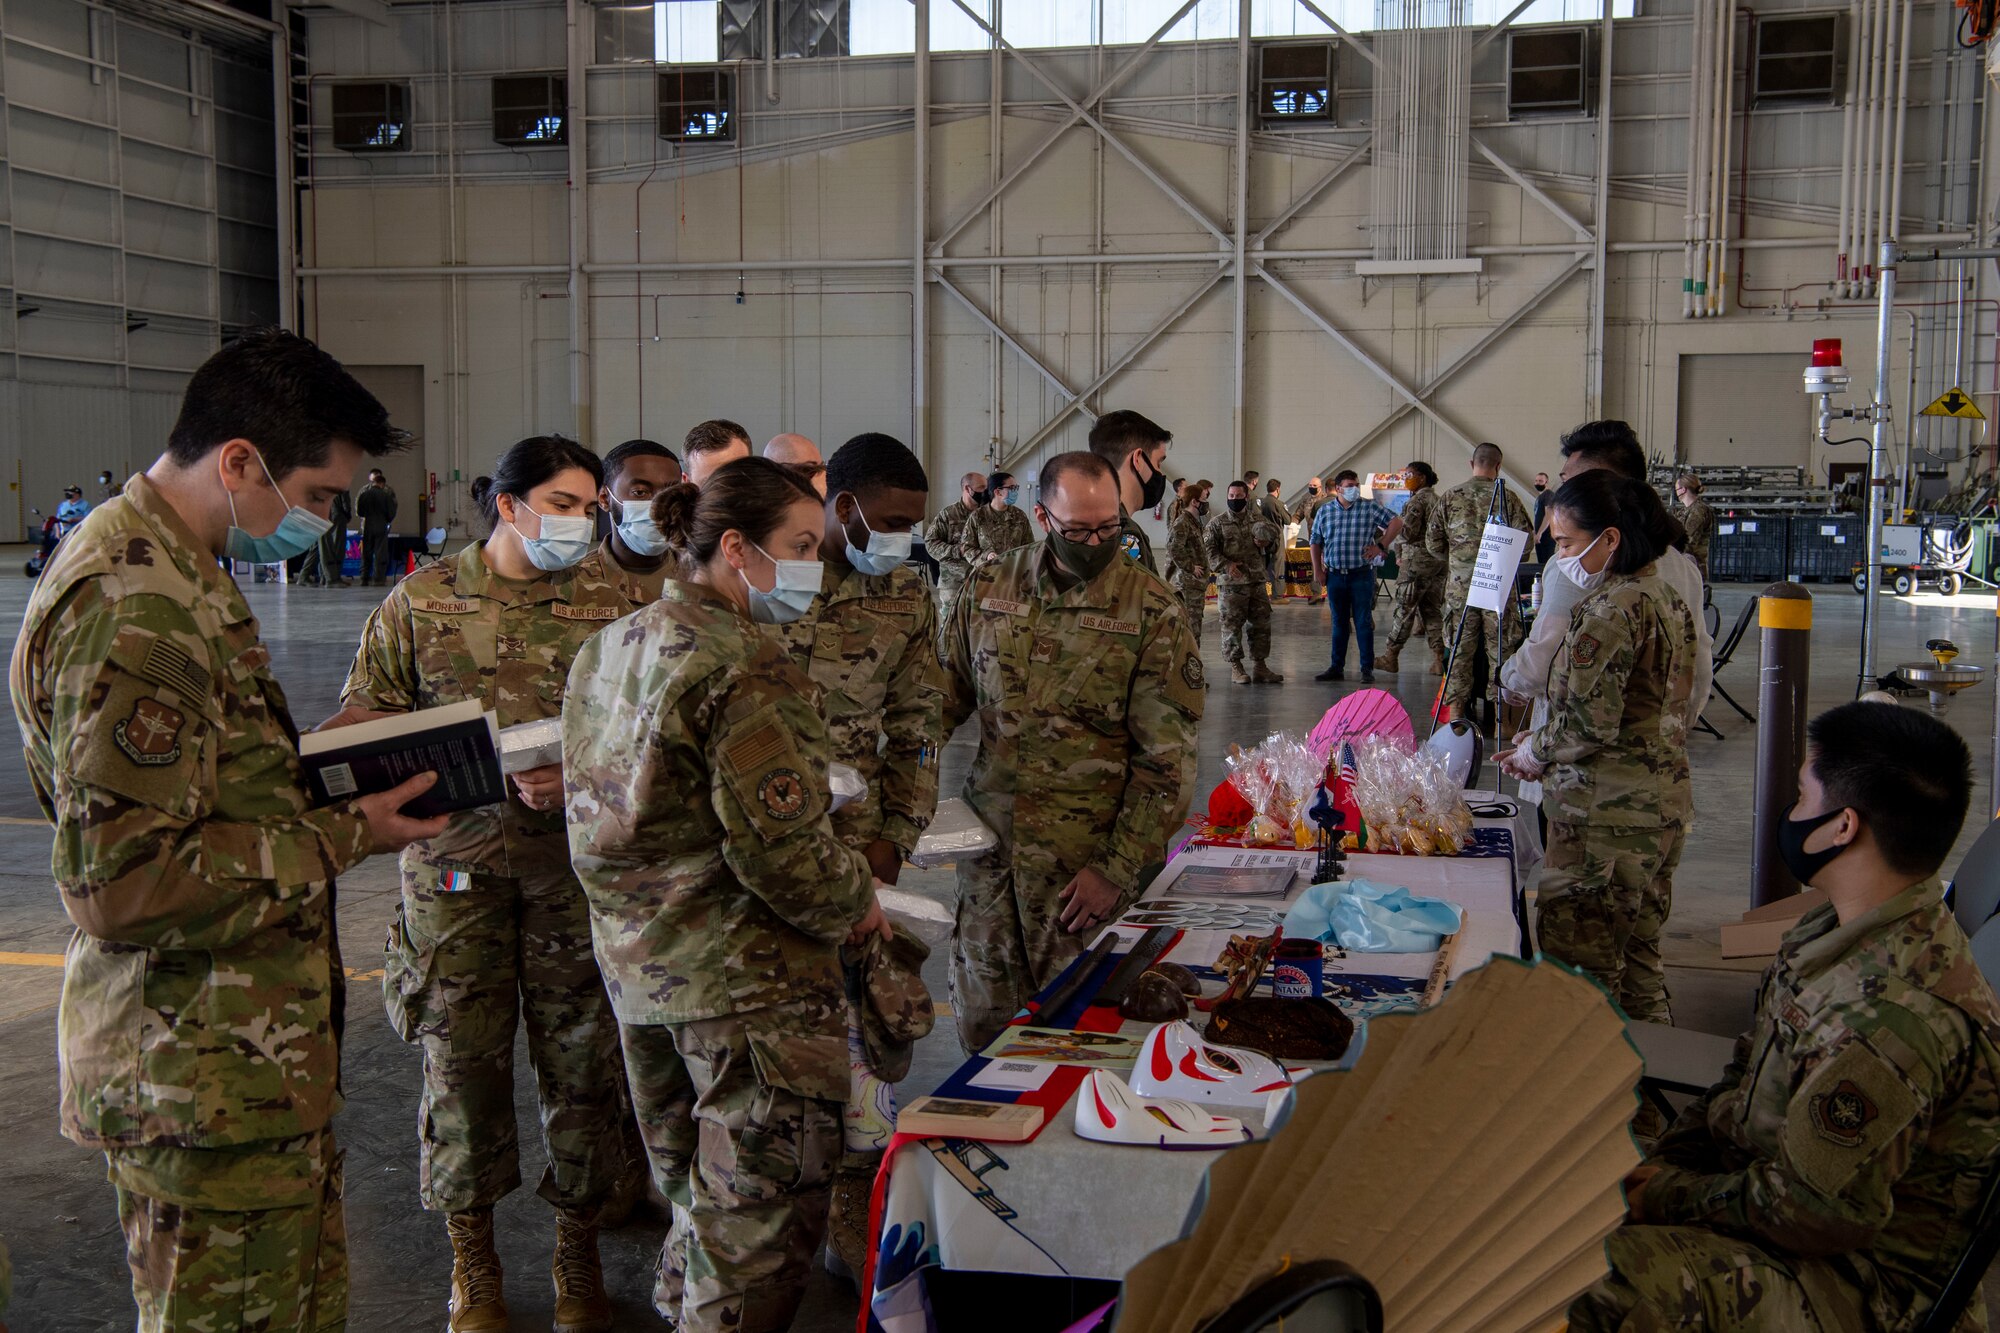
[1571,701,2000,1332]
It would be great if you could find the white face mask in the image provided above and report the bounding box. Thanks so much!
[1555,532,1608,592]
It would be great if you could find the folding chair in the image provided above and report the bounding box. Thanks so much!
[412,525,448,571]
[1948,818,2000,938]
[1914,1066,2000,1331]
[1702,598,1759,728]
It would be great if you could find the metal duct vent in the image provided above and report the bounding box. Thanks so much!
[1369,0,1471,264]
[720,0,850,59]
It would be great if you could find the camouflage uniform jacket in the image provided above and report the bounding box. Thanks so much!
[1292,495,1325,530]
[959,503,1034,569]
[1675,496,1716,562]
[1119,505,1159,575]
[1426,477,1532,586]
[940,542,1204,897]
[1524,566,1695,828]
[1167,509,1208,580]
[340,542,630,876]
[923,501,975,586]
[563,579,873,1025]
[766,558,943,855]
[592,534,671,606]
[10,475,372,1151]
[1203,508,1273,587]
[1646,876,2000,1327]
[1394,486,1447,581]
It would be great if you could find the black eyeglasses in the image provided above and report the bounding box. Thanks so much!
[1041,511,1124,545]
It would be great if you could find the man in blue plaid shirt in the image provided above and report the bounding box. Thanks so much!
[1309,469,1404,683]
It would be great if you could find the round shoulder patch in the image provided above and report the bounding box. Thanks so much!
[1182,653,1205,689]
[757,767,809,821]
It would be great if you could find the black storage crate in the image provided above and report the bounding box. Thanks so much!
[1709,513,1787,582]
[1786,513,1862,582]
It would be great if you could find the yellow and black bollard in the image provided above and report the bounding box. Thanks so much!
[1752,583,1813,907]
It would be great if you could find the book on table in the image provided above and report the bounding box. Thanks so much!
[299,700,507,817]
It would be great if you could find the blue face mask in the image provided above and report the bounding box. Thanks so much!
[741,541,823,624]
[223,448,332,564]
[615,494,668,557]
[511,500,595,572]
[844,498,913,576]
[997,489,1018,508]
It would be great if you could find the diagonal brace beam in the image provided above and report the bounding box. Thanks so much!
[1471,0,1541,54]
[1302,256,1590,484]
[1002,266,1231,468]
[1253,141,1369,247]
[930,0,1204,256]
[933,271,1078,400]
[1473,136,1593,242]
[1296,0,1384,70]
[949,0,1229,245]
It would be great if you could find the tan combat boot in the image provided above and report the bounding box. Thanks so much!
[1230,663,1251,685]
[1373,646,1401,672]
[551,1208,613,1333]
[822,1168,874,1287]
[1428,650,1446,674]
[445,1208,508,1333]
[1252,662,1285,684]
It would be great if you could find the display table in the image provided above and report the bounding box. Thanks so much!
[867,818,1527,1333]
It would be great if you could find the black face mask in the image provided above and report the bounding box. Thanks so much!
[1534,482,1547,492]
[1046,529,1122,583]
[971,489,991,507]
[1226,497,1247,514]
[1778,803,1849,886]
[1134,453,1168,509]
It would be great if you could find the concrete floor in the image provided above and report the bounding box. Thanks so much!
[0,563,1994,1331]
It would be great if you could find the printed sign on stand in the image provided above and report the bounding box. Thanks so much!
[1467,522,1530,613]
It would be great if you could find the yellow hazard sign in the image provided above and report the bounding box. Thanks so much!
[1921,387,1986,420]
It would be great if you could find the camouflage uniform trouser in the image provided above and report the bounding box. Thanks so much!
[1569,1225,1844,1331]
[1217,582,1273,667]
[1441,590,1522,712]
[951,852,1101,1053]
[1385,573,1446,657]
[620,1005,843,1333]
[383,858,628,1214]
[114,1135,346,1333]
[1176,575,1208,638]
[1535,821,1683,1023]
[935,571,967,644]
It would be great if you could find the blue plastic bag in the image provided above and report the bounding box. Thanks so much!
[1282,879,1464,953]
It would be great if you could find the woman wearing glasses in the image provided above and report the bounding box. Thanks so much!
[937,450,1205,1051]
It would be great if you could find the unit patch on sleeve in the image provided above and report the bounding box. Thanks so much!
[1182,653,1206,689]
[1571,633,1602,669]
[757,768,809,821]
[115,697,186,766]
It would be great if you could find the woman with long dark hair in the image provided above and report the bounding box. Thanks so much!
[1498,468,1698,1022]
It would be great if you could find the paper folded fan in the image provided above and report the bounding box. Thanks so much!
[1113,958,1643,1333]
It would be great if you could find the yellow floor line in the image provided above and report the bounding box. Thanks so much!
[0,951,62,967]
[0,817,48,827]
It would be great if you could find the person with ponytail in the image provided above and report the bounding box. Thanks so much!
[328,434,633,1333]
[1497,468,1698,1023]
[562,456,883,1333]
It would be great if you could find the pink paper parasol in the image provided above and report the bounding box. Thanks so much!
[1307,688,1414,761]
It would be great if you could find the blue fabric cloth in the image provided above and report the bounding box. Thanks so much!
[1327,566,1376,670]
[1309,496,1396,570]
[55,499,90,524]
[1284,879,1466,953]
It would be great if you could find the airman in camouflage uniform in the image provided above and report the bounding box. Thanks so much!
[763,434,943,1277]
[1674,478,1716,584]
[564,580,875,1333]
[1572,872,2000,1330]
[1518,565,1695,1021]
[342,538,634,1327]
[940,458,1204,1051]
[961,499,1034,571]
[1379,475,1447,673]
[1119,505,1160,574]
[1204,489,1281,684]
[1167,502,1210,636]
[12,475,379,1333]
[1428,460,1533,718]
[922,473,983,626]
